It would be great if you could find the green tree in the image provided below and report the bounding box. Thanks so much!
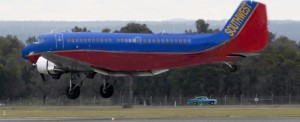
[0,35,28,99]
[185,19,219,34]
[196,19,210,33]
[2,20,300,103]
[25,36,37,45]
[118,22,153,34]
[185,29,196,34]
[71,26,90,32]
[101,28,111,33]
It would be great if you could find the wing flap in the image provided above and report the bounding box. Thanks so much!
[229,53,260,57]
[92,67,169,77]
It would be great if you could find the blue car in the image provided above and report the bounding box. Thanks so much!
[187,96,217,105]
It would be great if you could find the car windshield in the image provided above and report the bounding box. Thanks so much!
[196,97,207,99]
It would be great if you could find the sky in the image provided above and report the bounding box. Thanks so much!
[0,0,299,21]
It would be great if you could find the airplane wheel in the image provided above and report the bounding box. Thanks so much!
[66,84,80,100]
[230,65,238,72]
[223,64,238,72]
[99,83,114,98]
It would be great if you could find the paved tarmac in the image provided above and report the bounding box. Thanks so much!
[0,117,300,122]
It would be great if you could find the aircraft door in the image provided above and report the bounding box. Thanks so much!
[55,33,64,49]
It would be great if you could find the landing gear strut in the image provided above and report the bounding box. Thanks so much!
[65,73,116,99]
[223,62,238,72]
[66,83,80,100]
[99,76,115,98]
[65,73,85,100]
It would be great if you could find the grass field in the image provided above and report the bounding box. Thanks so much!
[0,105,300,117]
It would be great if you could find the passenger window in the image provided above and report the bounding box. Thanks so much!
[143,39,147,43]
[67,39,70,43]
[188,39,192,44]
[183,39,187,44]
[80,39,83,43]
[166,39,169,43]
[134,38,140,43]
[148,39,151,43]
[174,39,178,44]
[157,39,160,43]
[170,39,174,43]
[109,39,112,43]
[128,39,132,43]
[72,39,75,43]
[179,39,183,44]
[84,39,87,43]
[88,39,91,43]
[152,39,156,43]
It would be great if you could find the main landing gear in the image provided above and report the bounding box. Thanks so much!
[65,73,85,100]
[99,76,115,98]
[65,73,115,100]
[223,62,238,72]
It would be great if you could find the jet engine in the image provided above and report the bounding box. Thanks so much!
[36,56,60,75]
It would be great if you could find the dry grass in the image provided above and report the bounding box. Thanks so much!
[0,105,300,117]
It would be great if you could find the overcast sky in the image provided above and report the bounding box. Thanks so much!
[0,0,299,21]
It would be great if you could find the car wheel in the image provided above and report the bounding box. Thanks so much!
[209,101,215,105]
[194,102,198,106]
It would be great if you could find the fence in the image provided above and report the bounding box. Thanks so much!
[1,95,300,106]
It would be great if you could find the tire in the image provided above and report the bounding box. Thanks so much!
[230,65,238,72]
[209,101,215,105]
[65,85,80,100]
[223,64,238,72]
[194,102,198,106]
[99,83,114,98]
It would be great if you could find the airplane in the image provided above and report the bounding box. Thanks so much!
[22,1,268,100]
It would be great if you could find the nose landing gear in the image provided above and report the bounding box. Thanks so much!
[223,62,238,72]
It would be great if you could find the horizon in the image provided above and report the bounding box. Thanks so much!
[1,20,300,43]
[0,19,300,22]
[1,0,299,21]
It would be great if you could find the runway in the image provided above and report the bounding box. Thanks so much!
[0,117,300,122]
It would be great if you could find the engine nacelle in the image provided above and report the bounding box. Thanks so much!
[36,56,60,75]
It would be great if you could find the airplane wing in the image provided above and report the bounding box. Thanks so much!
[41,52,169,76]
[41,52,94,72]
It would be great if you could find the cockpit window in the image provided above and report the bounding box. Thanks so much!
[38,39,44,43]
[34,38,44,44]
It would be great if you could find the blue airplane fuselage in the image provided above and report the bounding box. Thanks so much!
[22,1,268,71]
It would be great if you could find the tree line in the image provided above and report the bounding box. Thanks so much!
[0,19,299,100]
